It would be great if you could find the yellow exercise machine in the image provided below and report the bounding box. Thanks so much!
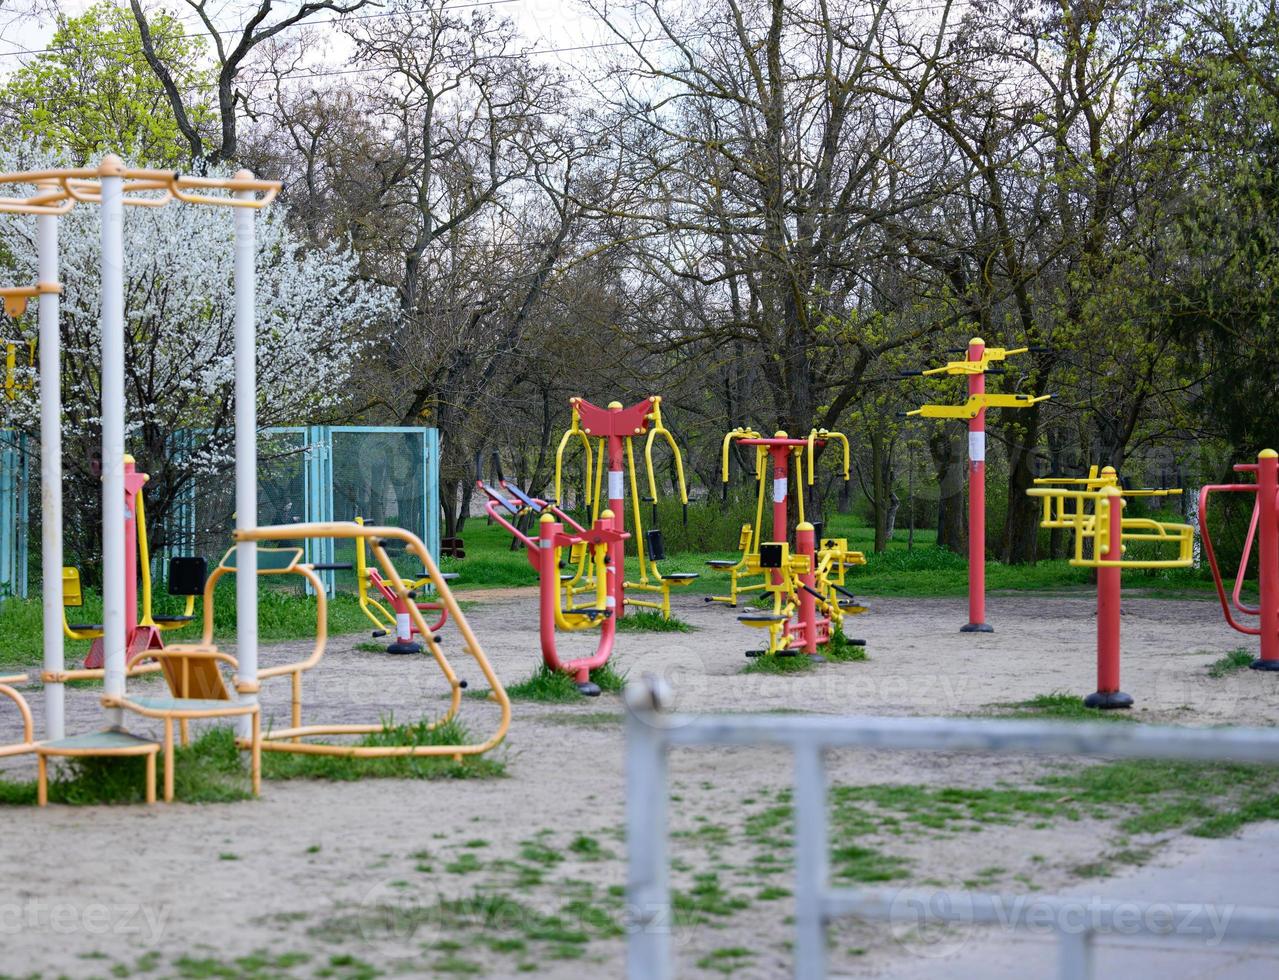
[61,457,205,667]
[193,522,509,758]
[554,395,697,619]
[1027,466,1192,708]
[709,428,867,658]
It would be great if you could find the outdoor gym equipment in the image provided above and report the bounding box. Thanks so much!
[1,160,510,790]
[67,456,207,670]
[477,455,628,695]
[555,396,697,619]
[0,159,283,795]
[174,522,508,758]
[714,428,866,658]
[1199,449,1279,671]
[354,515,455,654]
[1028,467,1193,707]
[902,338,1051,633]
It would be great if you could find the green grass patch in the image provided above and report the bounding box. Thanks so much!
[1208,649,1255,677]
[672,871,751,923]
[696,946,755,974]
[260,718,504,782]
[995,692,1136,722]
[172,951,312,978]
[825,627,868,662]
[742,652,816,675]
[615,611,692,632]
[0,727,251,806]
[504,662,627,702]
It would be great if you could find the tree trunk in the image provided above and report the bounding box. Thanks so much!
[929,428,965,554]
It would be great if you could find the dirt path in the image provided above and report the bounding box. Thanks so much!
[0,589,1275,978]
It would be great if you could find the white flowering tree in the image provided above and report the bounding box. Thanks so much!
[0,150,395,573]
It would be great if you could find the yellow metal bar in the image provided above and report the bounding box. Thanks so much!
[911,392,1050,419]
[554,412,592,506]
[625,436,648,584]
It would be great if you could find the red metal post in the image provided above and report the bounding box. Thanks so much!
[538,513,567,674]
[961,337,992,633]
[1256,449,1279,669]
[606,403,627,619]
[85,457,159,669]
[769,439,790,588]
[1086,487,1132,708]
[385,585,423,655]
[796,521,818,656]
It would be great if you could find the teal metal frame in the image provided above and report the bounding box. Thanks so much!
[0,431,29,600]
[0,425,440,601]
[170,425,439,594]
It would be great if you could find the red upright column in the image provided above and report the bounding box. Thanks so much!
[1254,449,1279,670]
[1086,486,1132,708]
[85,456,155,669]
[607,403,627,619]
[961,338,993,633]
[796,521,819,658]
[769,438,790,589]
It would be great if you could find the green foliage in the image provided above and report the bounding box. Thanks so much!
[0,2,213,164]
[1208,649,1256,677]
[615,611,692,632]
[261,718,505,782]
[502,662,628,702]
[742,653,815,675]
[645,495,759,553]
[997,692,1136,721]
[0,727,250,806]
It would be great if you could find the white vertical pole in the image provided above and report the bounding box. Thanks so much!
[625,695,671,979]
[37,208,64,740]
[99,156,126,726]
[793,744,829,979]
[233,174,258,719]
[1057,927,1093,980]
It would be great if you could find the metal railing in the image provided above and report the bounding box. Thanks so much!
[624,679,1279,979]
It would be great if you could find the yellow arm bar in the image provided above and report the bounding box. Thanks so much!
[806,429,850,485]
[921,346,1030,376]
[644,397,690,506]
[909,392,1051,419]
[721,427,761,482]
[554,404,592,505]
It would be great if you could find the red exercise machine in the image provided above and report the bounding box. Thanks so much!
[476,456,628,696]
[1200,449,1279,671]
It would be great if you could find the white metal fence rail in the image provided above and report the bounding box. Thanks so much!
[624,679,1279,979]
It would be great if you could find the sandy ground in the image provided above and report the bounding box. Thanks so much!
[1,586,1277,979]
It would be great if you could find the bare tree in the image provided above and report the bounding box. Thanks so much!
[130,0,376,165]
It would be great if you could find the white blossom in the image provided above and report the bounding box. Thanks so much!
[0,147,395,459]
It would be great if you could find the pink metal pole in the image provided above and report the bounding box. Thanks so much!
[770,440,790,589]
[385,585,423,655]
[1086,487,1132,708]
[961,337,992,633]
[607,405,627,620]
[538,512,618,695]
[85,457,157,669]
[1256,449,1279,670]
[796,521,819,657]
